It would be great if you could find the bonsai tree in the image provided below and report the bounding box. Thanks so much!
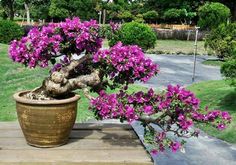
[9,17,231,155]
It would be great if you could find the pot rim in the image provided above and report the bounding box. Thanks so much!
[13,90,80,105]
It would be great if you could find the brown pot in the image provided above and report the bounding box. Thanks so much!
[13,91,80,148]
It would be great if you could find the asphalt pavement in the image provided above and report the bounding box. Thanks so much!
[134,54,236,165]
[137,54,222,90]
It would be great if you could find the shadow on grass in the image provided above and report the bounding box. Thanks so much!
[218,90,236,112]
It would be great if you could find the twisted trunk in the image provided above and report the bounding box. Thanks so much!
[27,56,102,100]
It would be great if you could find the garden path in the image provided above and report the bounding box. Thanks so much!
[135,54,236,165]
[137,54,222,90]
[133,121,236,165]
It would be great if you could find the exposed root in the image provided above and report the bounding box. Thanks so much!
[25,86,53,100]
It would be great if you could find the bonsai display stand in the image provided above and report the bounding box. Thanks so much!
[0,121,153,165]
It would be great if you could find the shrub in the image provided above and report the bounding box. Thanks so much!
[0,20,24,44]
[134,14,144,23]
[205,23,236,59]
[198,2,230,30]
[221,59,236,87]
[118,11,134,22]
[108,22,157,51]
[143,10,158,23]
[163,8,187,24]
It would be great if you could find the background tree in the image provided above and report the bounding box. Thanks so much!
[104,0,129,22]
[143,0,202,18]
[198,2,231,30]
[49,0,71,20]
[118,10,133,22]
[213,0,236,21]
[1,0,15,20]
[143,10,158,24]
[0,4,7,19]
[15,0,33,24]
[49,0,100,21]
[163,8,188,24]
[134,13,144,23]
[205,23,236,59]
[30,0,50,21]
[73,0,100,21]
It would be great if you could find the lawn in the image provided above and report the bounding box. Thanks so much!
[202,59,225,66]
[105,39,213,55]
[0,43,146,122]
[187,80,236,143]
[147,39,213,55]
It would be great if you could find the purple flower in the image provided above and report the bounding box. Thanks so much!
[125,105,138,122]
[179,120,193,130]
[150,149,158,156]
[143,105,154,115]
[170,141,181,153]
[156,132,166,141]
[217,123,226,130]
[51,63,62,72]
[221,112,231,121]
[60,56,70,65]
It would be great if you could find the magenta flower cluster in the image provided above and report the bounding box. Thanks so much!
[93,42,159,83]
[90,90,139,122]
[9,17,102,68]
[90,84,232,154]
[192,110,231,130]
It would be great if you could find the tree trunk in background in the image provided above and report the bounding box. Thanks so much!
[9,9,14,20]
[24,2,30,24]
[233,5,236,21]
[8,1,14,21]
[103,9,106,24]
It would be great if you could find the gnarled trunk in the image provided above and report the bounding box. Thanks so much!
[27,56,102,100]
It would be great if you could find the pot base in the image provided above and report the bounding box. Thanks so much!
[27,141,68,148]
[14,91,80,148]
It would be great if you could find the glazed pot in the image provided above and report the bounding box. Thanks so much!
[13,91,80,148]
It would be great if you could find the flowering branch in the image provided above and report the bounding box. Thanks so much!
[90,85,232,154]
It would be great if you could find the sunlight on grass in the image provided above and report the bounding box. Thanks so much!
[148,39,213,55]
[202,59,224,66]
[188,80,236,143]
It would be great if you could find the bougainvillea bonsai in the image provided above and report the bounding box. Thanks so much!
[9,18,231,154]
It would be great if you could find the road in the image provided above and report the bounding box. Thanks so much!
[137,54,222,90]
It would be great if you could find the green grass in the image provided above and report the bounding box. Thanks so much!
[147,39,213,55]
[105,39,213,55]
[103,39,109,48]
[0,44,146,122]
[0,44,49,121]
[187,80,236,143]
[202,59,225,67]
